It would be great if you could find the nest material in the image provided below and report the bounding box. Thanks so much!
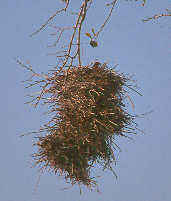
[32,63,136,187]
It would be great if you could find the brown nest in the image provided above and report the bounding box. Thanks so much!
[30,62,136,188]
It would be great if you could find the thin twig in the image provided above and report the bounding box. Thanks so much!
[30,0,70,37]
[96,0,118,38]
[143,9,171,22]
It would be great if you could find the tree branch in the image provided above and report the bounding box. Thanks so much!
[143,9,171,22]
[96,0,118,38]
[30,0,70,37]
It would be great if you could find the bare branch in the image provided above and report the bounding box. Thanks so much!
[30,0,70,37]
[24,0,120,79]
[143,9,171,22]
[77,0,89,66]
[48,26,73,47]
[96,0,118,38]
[60,5,84,70]
[57,1,91,71]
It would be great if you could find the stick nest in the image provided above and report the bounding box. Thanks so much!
[30,62,136,188]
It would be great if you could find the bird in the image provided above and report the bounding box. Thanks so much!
[93,62,100,68]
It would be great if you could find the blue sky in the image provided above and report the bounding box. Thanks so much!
[1,0,171,201]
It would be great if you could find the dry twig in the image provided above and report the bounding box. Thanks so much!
[143,9,171,22]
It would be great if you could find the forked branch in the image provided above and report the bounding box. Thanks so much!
[29,0,118,70]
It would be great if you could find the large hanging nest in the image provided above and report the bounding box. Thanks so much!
[30,62,136,188]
